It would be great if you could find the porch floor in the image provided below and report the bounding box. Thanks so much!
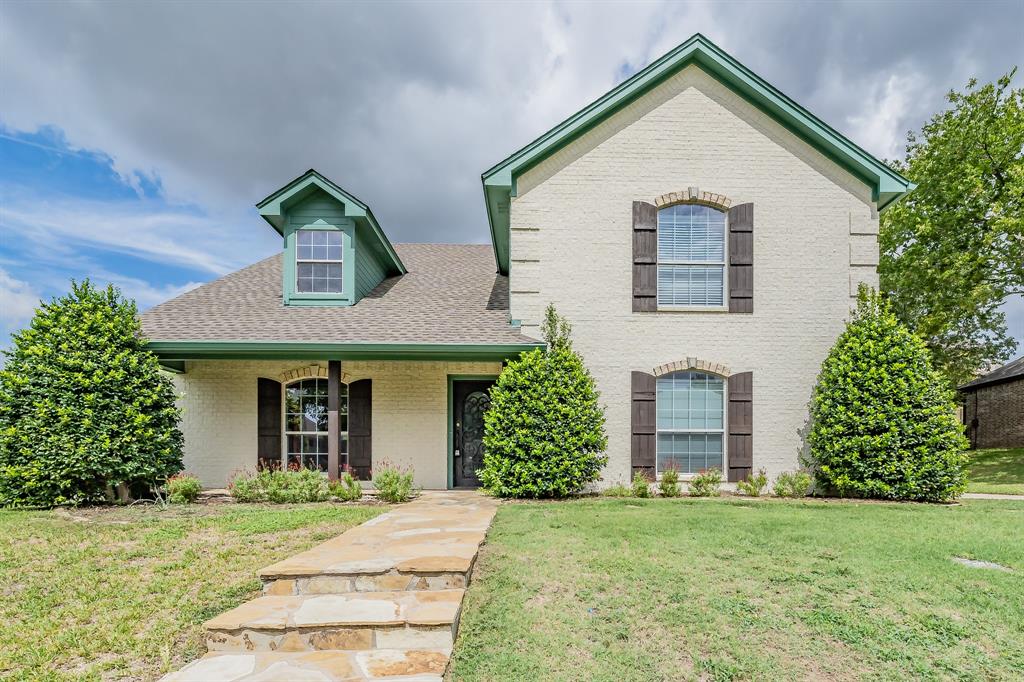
[162,491,499,681]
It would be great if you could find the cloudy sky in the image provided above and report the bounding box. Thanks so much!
[1,0,1022,355]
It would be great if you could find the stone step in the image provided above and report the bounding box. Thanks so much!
[257,494,495,594]
[204,590,464,653]
[161,648,449,681]
[263,568,469,596]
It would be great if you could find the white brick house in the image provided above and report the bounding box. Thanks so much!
[142,34,913,488]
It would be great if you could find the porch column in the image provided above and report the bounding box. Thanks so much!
[327,360,341,480]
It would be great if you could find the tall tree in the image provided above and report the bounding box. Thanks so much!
[880,69,1023,387]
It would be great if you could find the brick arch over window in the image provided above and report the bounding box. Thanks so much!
[277,365,352,385]
[633,359,754,483]
[652,358,731,378]
[653,187,733,212]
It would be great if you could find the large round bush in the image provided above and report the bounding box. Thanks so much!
[808,288,968,502]
[0,281,183,507]
[479,306,607,498]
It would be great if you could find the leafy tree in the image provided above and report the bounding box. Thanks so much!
[479,304,607,498]
[808,287,968,502]
[880,69,1023,386]
[0,281,183,507]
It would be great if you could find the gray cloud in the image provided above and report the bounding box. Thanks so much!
[2,0,1022,346]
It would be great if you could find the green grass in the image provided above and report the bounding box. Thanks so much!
[0,502,384,681]
[450,497,1024,682]
[967,448,1024,495]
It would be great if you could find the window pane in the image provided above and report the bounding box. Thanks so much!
[658,204,726,262]
[657,433,724,474]
[313,231,329,246]
[657,265,724,306]
[297,231,313,246]
[656,372,725,474]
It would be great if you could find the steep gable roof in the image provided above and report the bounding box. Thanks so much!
[257,169,406,276]
[481,33,915,274]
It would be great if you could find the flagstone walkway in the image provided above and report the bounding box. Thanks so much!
[162,491,498,682]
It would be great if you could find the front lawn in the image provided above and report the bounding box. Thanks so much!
[0,502,384,681]
[451,497,1024,681]
[967,448,1024,495]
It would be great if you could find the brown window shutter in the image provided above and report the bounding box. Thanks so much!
[632,201,658,312]
[727,371,753,482]
[348,379,372,480]
[631,371,656,478]
[728,203,754,313]
[257,378,282,470]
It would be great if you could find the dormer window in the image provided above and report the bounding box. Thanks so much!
[296,230,343,294]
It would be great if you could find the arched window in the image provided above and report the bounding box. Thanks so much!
[657,203,726,307]
[656,371,725,474]
[283,378,348,471]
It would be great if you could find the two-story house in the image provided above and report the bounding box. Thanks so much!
[141,34,913,489]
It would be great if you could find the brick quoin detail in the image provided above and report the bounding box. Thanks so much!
[651,357,732,378]
[653,187,733,211]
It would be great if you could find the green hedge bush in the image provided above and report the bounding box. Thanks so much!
[0,281,183,507]
[808,288,968,502]
[479,306,608,498]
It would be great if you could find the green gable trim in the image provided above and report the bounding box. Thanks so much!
[257,169,406,276]
[481,33,915,274]
[146,340,543,362]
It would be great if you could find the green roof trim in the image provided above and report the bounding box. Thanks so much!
[481,33,915,274]
[147,340,543,362]
[257,169,407,276]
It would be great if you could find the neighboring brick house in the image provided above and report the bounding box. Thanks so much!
[961,356,1024,449]
[141,34,914,488]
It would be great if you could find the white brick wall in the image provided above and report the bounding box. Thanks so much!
[173,359,501,488]
[509,65,879,484]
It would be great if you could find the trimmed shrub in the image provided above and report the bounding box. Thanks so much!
[166,473,201,504]
[736,469,769,497]
[328,471,363,502]
[688,468,723,497]
[659,469,681,498]
[808,287,969,502]
[228,469,329,503]
[479,305,608,498]
[631,471,651,498]
[373,462,416,503]
[773,470,813,498]
[0,281,183,507]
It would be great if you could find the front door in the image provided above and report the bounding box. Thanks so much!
[452,380,494,488]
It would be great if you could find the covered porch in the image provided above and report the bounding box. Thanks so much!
[151,342,540,490]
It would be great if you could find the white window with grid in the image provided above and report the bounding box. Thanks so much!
[657,204,726,307]
[656,371,725,474]
[295,230,343,293]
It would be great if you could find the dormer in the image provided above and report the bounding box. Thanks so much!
[256,170,406,306]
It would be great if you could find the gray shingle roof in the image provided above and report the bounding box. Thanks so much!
[960,355,1024,391]
[140,244,535,345]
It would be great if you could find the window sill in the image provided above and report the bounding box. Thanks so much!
[653,305,729,313]
[286,292,354,307]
